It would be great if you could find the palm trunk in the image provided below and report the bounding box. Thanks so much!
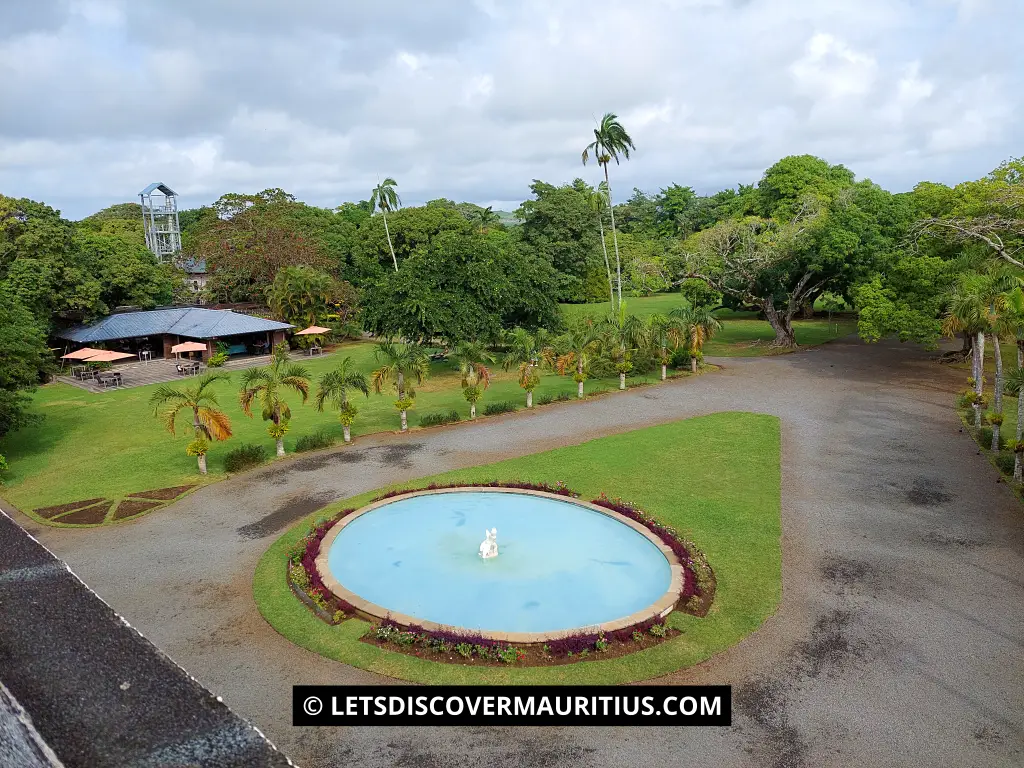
[400,410,408,431]
[691,354,698,374]
[470,403,477,419]
[1016,374,1024,483]
[275,438,284,457]
[197,454,207,475]
[661,363,667,381]
[526,390,533,408]
[619,372,626,390]
[975,331,985,430]
[598,213,613,305]
[992,423,1001,452]
[604,166,622,311]
[993,334,1003,414]
[397,372,407,431]
[577,360,584,398]
[343,425,351,443]
[383,210,398,272]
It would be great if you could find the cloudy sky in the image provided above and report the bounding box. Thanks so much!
[1,0,1021,219]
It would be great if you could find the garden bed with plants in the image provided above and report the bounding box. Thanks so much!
[283,481,716,666]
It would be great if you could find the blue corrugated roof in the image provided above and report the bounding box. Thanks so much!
[57,308,293,343]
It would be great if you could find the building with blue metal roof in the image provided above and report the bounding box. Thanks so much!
[57,308,294,360]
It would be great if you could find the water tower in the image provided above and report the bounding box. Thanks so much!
[139,183,182,263]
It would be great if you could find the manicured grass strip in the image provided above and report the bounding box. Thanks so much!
[253,412,781,684]
[0,341,700,515]
[561,294,855,356]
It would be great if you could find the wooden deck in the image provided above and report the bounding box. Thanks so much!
[54,350,330,393]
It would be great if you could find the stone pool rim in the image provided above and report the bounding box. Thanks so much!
[314,486,685,644]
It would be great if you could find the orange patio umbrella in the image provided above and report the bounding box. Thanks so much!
[82,350,136,363]
[62,347,105,360]
[294,325,332,336]
[170,341,209,355]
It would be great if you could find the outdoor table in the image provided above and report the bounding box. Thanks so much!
[139,350,153,363]
[307,345,323,357]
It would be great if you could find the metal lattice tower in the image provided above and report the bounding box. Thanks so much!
[139,183,181,263]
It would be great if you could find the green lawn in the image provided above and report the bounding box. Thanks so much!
[0,341,700,515]
[560,294,855,356]
[254,412,782,684]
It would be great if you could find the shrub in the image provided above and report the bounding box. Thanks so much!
[483,401,518,416]
[295,430,337,453]
[223,443,267,473]
[555,392,571,402]
[649,623,667,637]
[206,351,229,368]
[419,410,461,427]
[536,394,554,406]
[669,347,692,369]
[994,452,1016,475]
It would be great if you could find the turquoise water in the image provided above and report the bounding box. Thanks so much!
[326,491,672,633]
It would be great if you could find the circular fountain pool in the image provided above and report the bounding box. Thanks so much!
[317,488,682,641]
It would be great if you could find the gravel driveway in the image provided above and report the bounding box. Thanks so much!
[13,337,1024,767]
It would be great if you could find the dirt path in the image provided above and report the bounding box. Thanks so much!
[11,338,1024,768]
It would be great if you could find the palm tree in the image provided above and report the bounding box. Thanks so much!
[476,206,501,231]
[582,113,635,312]
[451,341,494,418]
[314,357,370,443]
[1005,367,1024,482]
[649,313,686,381]
[370,177,401,272]
[556,318,602,399]
[587,183,614,306]
[670,305,723,373]
[502,328,553,408]
[150,372,233,474]
[371,340,430,431]
[943,273,1007,430]
[601,305,649,390]
[238,343,311,457]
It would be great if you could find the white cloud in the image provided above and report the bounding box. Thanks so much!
[0,0,1021,217]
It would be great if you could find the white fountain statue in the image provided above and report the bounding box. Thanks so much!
[479,528,498,559]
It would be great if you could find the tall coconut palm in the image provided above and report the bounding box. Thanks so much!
[370,177,401,272]
[150,372,233,474]
[582,113,635,311]
[238,343,311,457]
[314,357,370,443]
[502,328,553,408]
[451,341,495,418]
[587,183,614,306]
[556,318,602,399]
[649,313,686,381]
[670,305,723,373]
[371,340,429,431]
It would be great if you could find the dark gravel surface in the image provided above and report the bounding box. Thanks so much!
[7,337,1024,767]
[0,512,293,768]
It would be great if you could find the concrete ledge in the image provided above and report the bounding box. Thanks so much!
[315,486,683,644]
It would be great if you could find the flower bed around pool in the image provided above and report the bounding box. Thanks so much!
[284,481,716,665]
